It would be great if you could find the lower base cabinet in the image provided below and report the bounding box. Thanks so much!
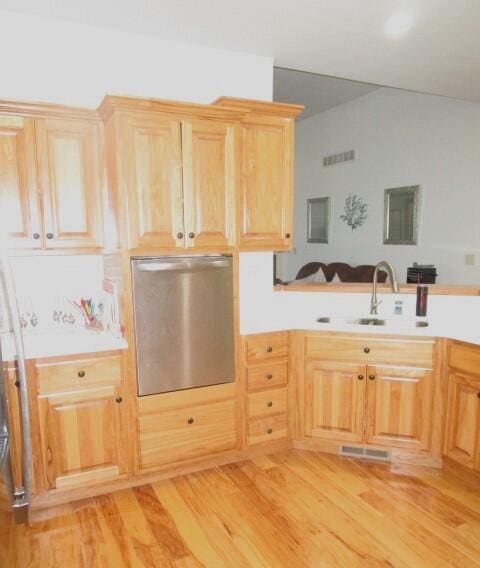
[306,360,433,452]
[137,383,237,471]
[38,385,125,489]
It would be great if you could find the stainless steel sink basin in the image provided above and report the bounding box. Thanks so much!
[350,318,386,326]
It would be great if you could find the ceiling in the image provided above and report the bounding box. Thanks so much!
[1,0,480,102]
[274,69,379,119]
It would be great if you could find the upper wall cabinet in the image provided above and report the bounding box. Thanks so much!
[215,98,303,251]
[100,96,242,253]
[0,105,105,251]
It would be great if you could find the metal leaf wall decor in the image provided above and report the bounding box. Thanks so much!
[340,193,368,230]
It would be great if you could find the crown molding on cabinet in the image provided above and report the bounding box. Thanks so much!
[0,99,100,121]
[214,96,304,119]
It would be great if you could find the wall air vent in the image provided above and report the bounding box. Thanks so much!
[323,149,355,167]
[340,445,391,462]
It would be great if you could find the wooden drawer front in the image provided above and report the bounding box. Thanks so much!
[247,414,288,446]
[138,399,236,469]
[138,382,235,414]
[305,335,434,368]
[36,355,122,394]
[449,342,480,379]
[245,332,288,363]
[248,387,287,420]
[247,362,288,391]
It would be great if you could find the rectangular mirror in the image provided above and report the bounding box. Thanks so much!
[383,185,420,245]
[307,197,330,243]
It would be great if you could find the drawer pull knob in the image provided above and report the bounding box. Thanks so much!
[176,232,184,239]
[46,233,54,239]
[33,233,40,240]
[267,401,273,407]
[188,232,195,239]
[78,371,85,378]
[368,374,376,381]
[266,373,273,380]
[115,397,123,403]
[357,374,364,380]
[285,233,291,238]
[267,428,273,434]
[187,417,194,424]
[266,346,273,353]
[364,347,370,354]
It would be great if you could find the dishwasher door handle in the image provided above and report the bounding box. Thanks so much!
[137,259,230,272]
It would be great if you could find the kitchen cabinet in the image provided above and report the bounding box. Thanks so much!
[33,352,126,490]
[303,333,435,453]
[101,97,240,252]
[444,341,480,473]
[243,332,290,447]
[0,109,104,251]
[137,383,237,471]
[214,98,303,251]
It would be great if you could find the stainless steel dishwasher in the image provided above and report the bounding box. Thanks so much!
[131,255,235,396]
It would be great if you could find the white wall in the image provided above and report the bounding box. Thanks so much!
[0,11,272,107]
[285,88,480,284]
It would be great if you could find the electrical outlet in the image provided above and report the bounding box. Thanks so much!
[465,254,475,266]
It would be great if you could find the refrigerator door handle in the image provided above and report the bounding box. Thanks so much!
[0,253,31,519]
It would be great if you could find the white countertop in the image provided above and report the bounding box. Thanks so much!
[0,328,128,361]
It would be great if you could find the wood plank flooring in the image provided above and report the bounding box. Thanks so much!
[3,450,480,567]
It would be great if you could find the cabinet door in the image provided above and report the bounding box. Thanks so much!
[182,120,235,248]
[305,360,366,442]
[121,114,184,250]
[239,115,293,250]
[36,118,104,249]
[444,372,480,471]
[365,365,433,451]
[0,115,41,248]
[38,386,125,489]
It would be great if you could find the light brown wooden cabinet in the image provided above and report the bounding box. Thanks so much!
[0,111,104,251]
[215,98,303,251]
[101,97,239,252]
[32,352,126,490]
[243,332,290,447]
[444,341,480,473]
[303,333,435,454]
[137,383,237,471]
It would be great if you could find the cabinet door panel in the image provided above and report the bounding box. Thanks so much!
[444,373,480,470]
[239,116,292,249]
[36,118,104,249]
[182,120,235,248]
[305,361,365,442]
[38,386,124,489]
[0,116,41,248]
[366,365,433,451]
[122,114,183,250]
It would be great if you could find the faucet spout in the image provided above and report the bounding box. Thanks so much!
[370,261,399,315]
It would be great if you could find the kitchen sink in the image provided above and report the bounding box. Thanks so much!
[316,316,429,328]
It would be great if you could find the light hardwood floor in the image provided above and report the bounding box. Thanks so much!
[4,450,480,567]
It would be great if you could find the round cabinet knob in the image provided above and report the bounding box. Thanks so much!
[477,392,480,399]
[267,428,273,434]
[368,374,376,381]
[115,397,123,403]
[357,374,364,381]
[266,346,273,353]
[285,233,291,239]
[267,401,273,407]
[177,232,184,239]
[33,233,40,240]
[78,371,85,378]
[266,373,273,380]
[364,347,370,354]
[14,380,20,388]
[46,233,54,239]
[187,417,194,424]
[188,232,195,239]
